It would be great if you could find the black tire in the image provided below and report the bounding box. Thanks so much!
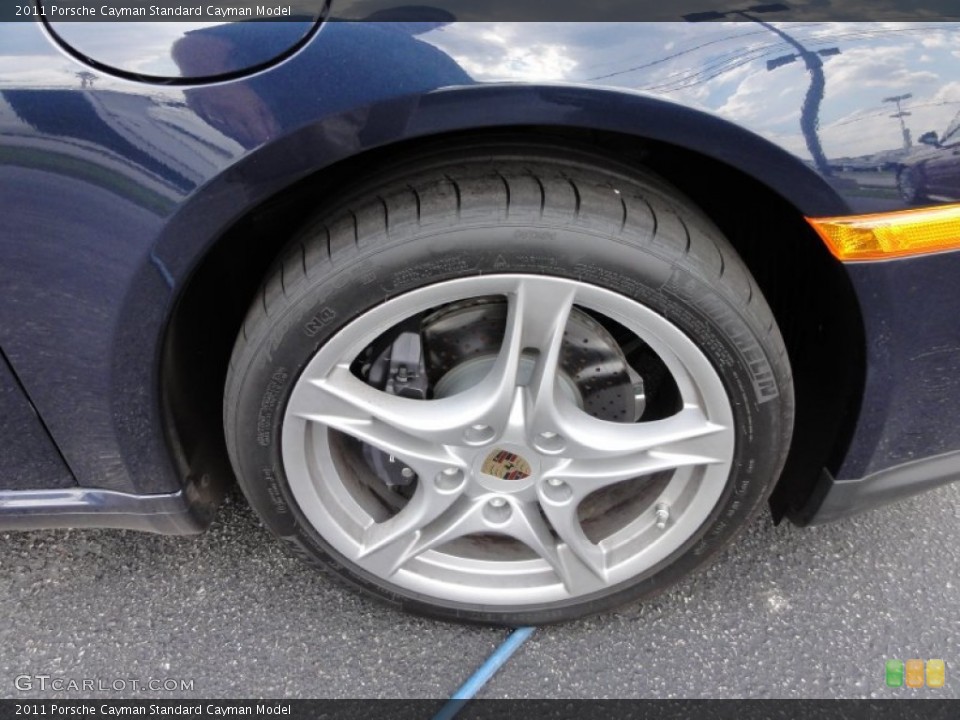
[224,145,794,625]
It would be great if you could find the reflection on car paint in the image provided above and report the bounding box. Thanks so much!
[0,17,958,497]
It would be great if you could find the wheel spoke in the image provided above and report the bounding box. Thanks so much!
[536,496,609,588]
[357,478,467,575]
[359,492,608,594]
[507,279,576,429]
[447,276,579,439]
[513,501,609,593]
[291,365,466,445]
[288,367,462,479]
[359,495,487,576]
[546,410,730,497]
[508,277,577,359]
[506,501,567,582]
[290,276,578,452]
[549,400,730,459]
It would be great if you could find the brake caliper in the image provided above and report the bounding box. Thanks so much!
[361,330,428,488]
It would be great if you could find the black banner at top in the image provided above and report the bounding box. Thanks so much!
[7,0,960,22]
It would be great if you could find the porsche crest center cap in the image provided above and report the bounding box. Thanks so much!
[481,449,533,481]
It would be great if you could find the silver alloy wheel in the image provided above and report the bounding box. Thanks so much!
[281,274,735,606]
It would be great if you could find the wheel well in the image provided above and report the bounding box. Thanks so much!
[161,126,866,521]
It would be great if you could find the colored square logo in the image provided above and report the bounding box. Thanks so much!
[885,659,904,687]
[906,659,925,688]
[927,659,946,689]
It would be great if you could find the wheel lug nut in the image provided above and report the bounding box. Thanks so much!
[483,497,512,524]
[463,424,495,446]
[542,478,572,502]
[434,468,464,492]
[534,431,565,454]
[655,502,670,530]
[400,467,415,479]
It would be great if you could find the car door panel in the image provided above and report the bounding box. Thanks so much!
[0,350,75,491]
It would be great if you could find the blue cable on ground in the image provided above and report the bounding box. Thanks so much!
[432,626,537,720]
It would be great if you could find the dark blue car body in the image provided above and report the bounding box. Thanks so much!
[1,8,959,533]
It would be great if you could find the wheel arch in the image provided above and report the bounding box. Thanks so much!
[157,86,864,521]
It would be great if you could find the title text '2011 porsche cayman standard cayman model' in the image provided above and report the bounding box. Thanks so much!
[2,3,960,623]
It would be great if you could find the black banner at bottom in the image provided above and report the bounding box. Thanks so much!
[1,700,957,719]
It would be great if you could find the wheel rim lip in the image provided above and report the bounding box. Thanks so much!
[281,274,736,606]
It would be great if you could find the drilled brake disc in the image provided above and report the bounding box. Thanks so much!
[421,297,639,422]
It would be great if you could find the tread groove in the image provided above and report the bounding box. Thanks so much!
[679,215,691,255]
[445,175,462,219]
[496,171,511,218]
[567,178,581,218]
[349,211,359,248]
[640,195,658,240]
[531,173,546,218]
[378,195,390,237]
[408,184,422,224]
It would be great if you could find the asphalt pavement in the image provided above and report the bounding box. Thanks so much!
[2,481,958,700]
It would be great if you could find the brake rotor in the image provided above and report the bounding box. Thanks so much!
[422,296,641,422]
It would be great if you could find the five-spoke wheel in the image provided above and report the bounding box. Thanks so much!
[282,275,735,605]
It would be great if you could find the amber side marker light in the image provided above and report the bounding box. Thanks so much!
[807,204,960,261]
